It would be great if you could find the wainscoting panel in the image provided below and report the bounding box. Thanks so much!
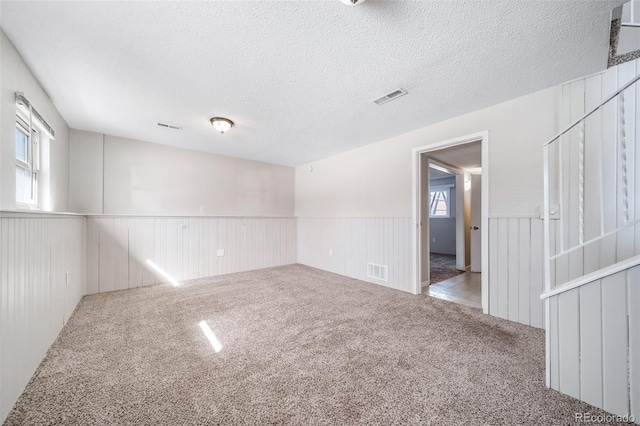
[487,217,545,329]
[85,216,297,294]
[297,217,413,293]
[0,213,85,421]
[553,58,640,288]
[548,264,640,422]
[300,216,547,327]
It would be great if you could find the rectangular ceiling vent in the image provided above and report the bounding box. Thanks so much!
[367,262,388,282]
[373,88,407,105]
[157,122,182,130]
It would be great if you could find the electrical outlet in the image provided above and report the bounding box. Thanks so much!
[217,249,225,257]
[432,237,437,243]
[329,249,333,256]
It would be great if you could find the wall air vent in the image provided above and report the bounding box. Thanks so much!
[157,122,182,130]
[373,88,407,105]
[367,262,388,281]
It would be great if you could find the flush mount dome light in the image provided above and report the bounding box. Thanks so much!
[210,117,234,134]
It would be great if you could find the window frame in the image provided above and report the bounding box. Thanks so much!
[429,184,453,218]
[15,113,40,208]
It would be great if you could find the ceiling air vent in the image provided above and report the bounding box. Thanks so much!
[157,122,182,130]
[373,88,407,105]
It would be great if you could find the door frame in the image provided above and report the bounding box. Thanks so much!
[421,158,466,285]
[411,131,490,314]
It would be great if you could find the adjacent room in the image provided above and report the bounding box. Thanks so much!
[1,1,639,424]
[421,141,483,309]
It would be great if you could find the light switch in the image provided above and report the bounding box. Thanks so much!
[217,249,225,257]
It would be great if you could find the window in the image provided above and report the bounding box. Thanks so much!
[429,186,451,218]
[15,115,39,206]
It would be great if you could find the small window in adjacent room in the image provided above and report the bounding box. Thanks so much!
[15,115,40,207]
[429,188,450,218]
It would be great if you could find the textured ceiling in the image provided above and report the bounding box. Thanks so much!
[430,141,482,171]
[0,1,622,166]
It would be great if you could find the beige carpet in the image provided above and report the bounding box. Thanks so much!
[4,264,612,425]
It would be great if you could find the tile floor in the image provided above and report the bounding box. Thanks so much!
[425,271,482,309]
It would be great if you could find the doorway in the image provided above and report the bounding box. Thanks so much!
[412,131,489,314]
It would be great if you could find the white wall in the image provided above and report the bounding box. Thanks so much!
[296,86,559,318]
[0,212,84,421]
[0,30,70,212]
[69,129,103,214]
[69,131,295,216]
[429,176,456,255]
[296,87,559,219]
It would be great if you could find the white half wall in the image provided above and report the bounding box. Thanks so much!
[297,217,412,293]
[0,212,84,421]
[488,217,544,329]
[0,30,70,212]
[548,263,640,424]
[85,216,297,294]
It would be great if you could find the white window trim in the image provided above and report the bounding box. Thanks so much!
[15,113,40,209]
[429,184,454,218]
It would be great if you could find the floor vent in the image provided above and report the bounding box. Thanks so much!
[367,263,388,281]
[373,88,407,105]
[157,122,182,130]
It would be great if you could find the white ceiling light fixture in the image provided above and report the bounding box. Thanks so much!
[340,0,367,5]
[210,117,234,134]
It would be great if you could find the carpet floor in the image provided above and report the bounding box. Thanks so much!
[4,264,612,425]
[429,253,463,284]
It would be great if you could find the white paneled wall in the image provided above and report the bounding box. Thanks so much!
[300,216,546,327]
[552,58,640,288]
[86,216,296,294]
[297,218,413,293]
[0,213,85,421]
[548,264,640,423]
[488,217,545,329]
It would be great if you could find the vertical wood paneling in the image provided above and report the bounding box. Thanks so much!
[579,280,603,408]
[507,218,519,322]
[602,272,630,416]
[518,219,531,325]
[297,217,413,293]
[584,75,603,275]
[497,219,510,319]
[0,214,84,421]
[529,219,544,328]
[568,80,585,282]
[618,61,636,262]
[558,290,580,399]
[457,217,547,327]
[86,217,297,293]
[549,295,560,389]
[488,219,499,316]
[601,67,619,270]
[549,265,640,420]
[629,266,640,420]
